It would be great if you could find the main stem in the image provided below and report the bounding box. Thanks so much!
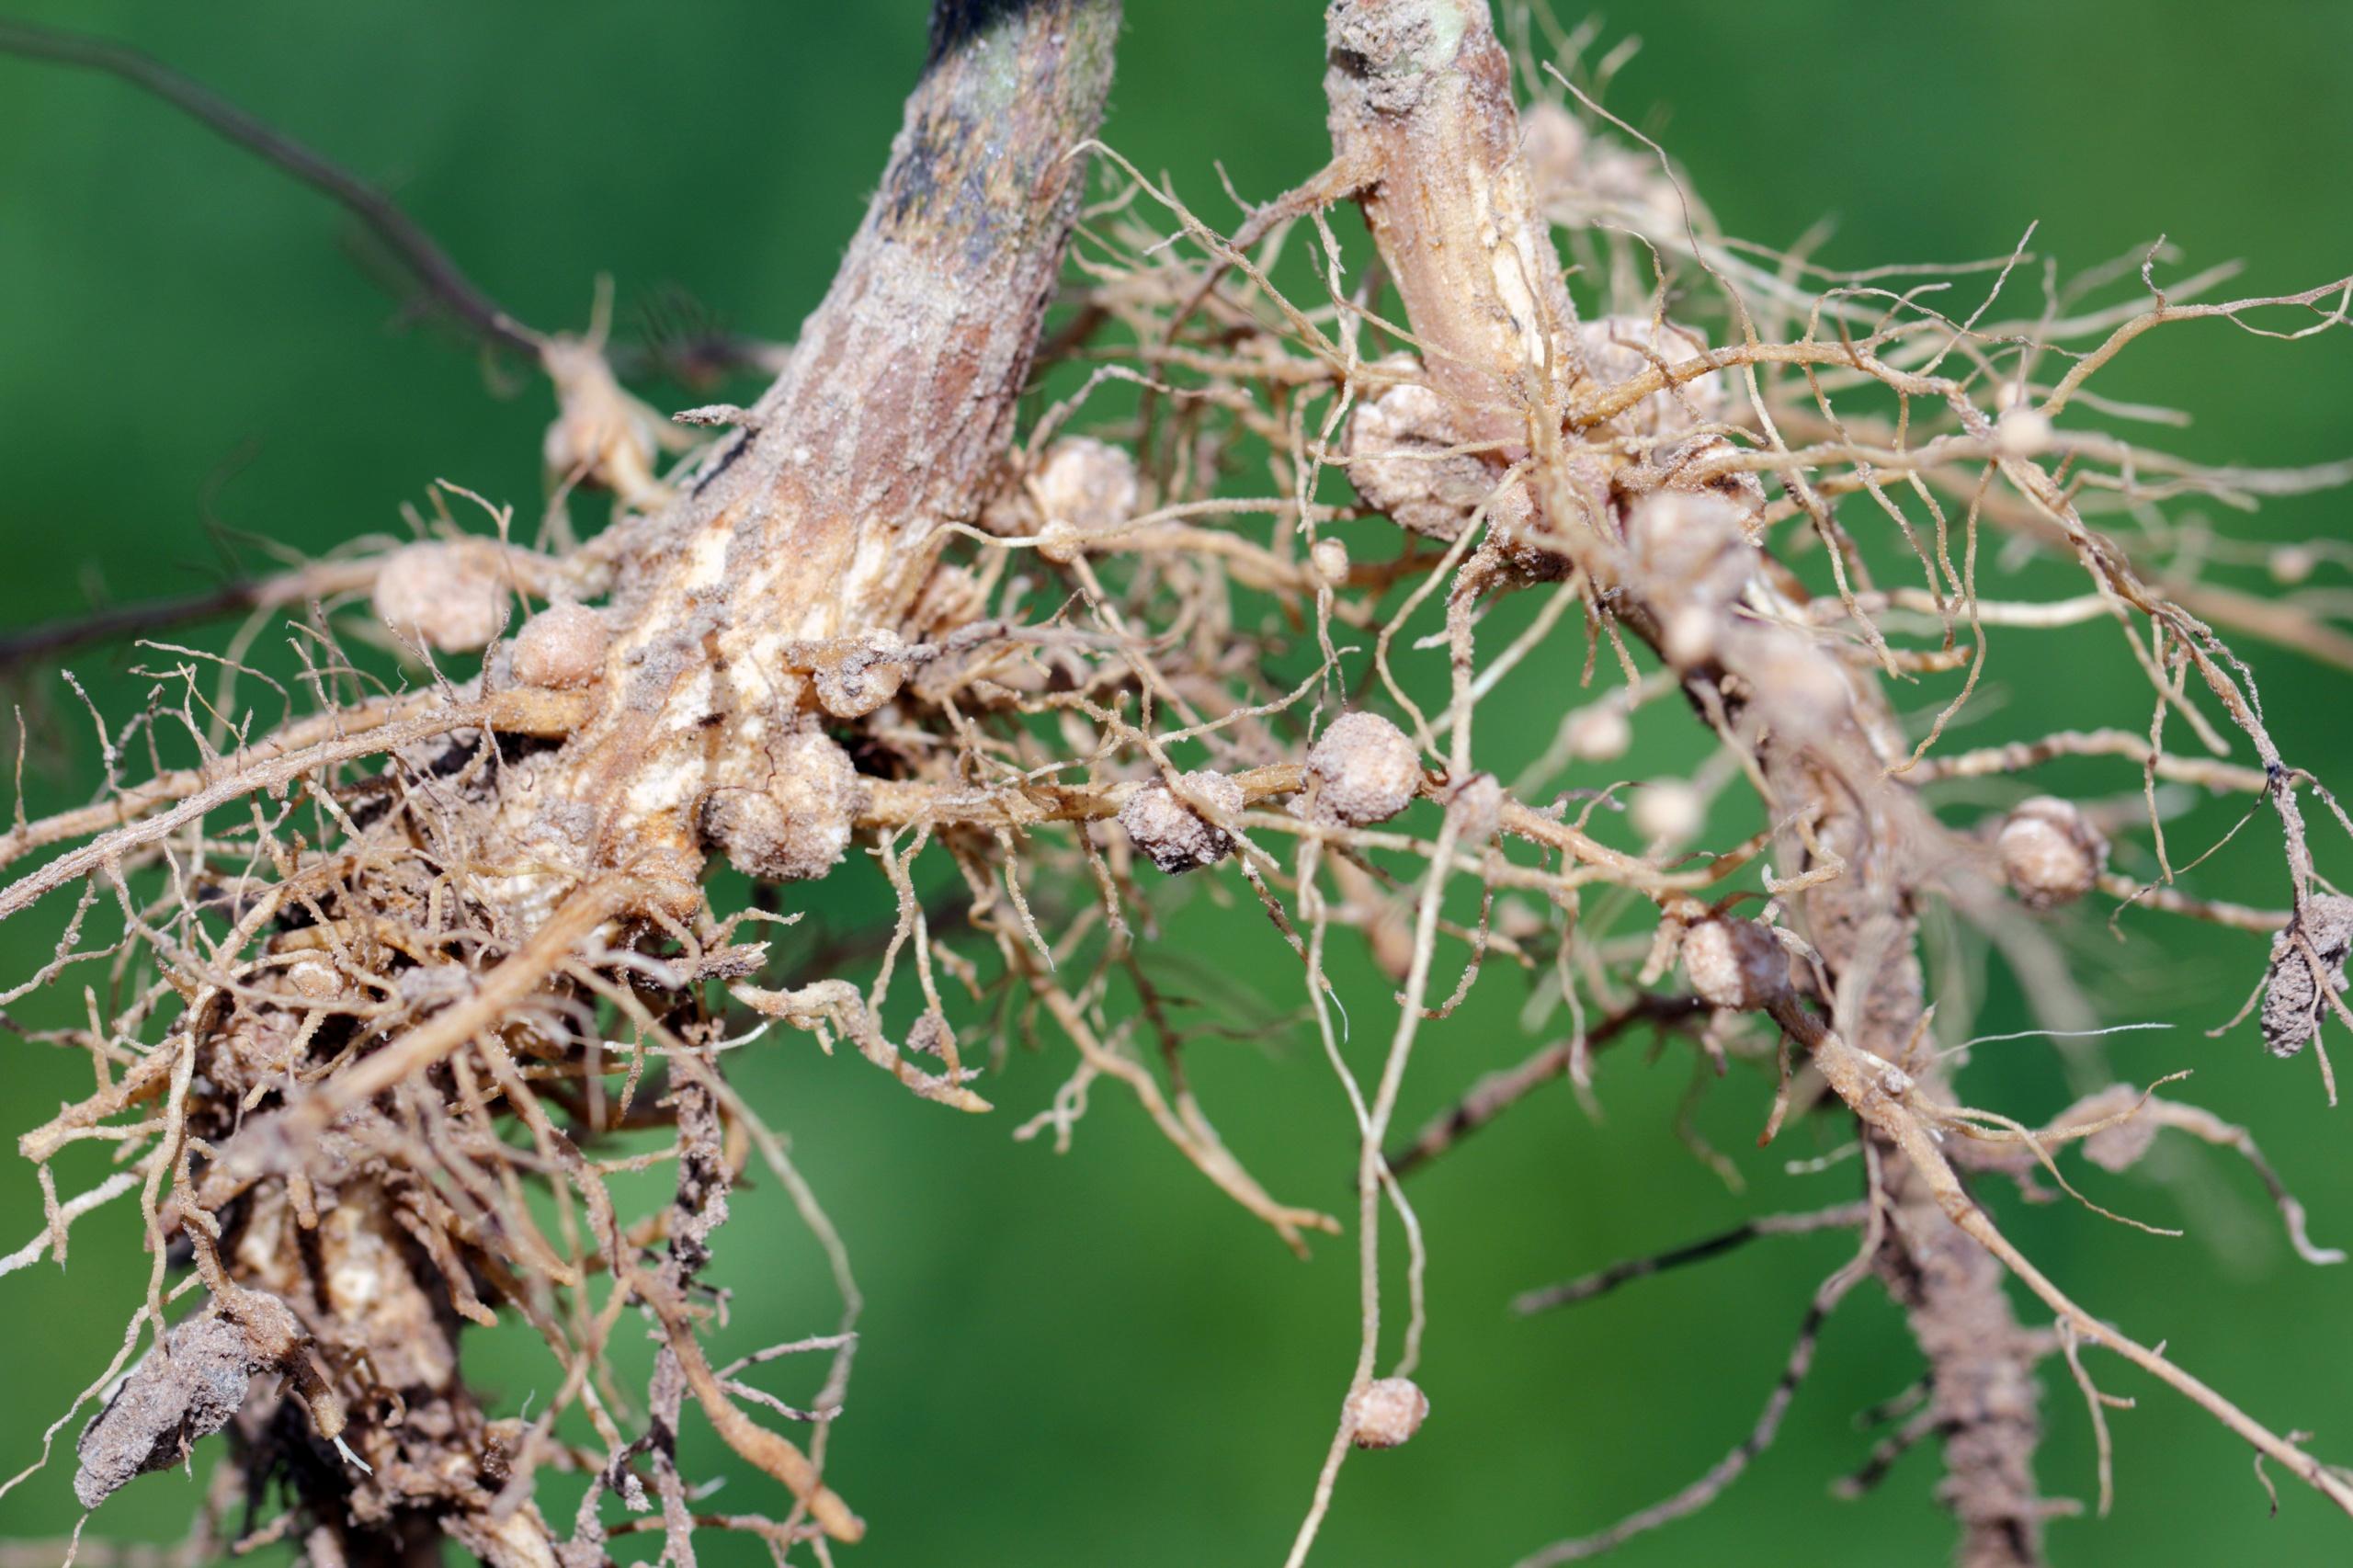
[558,0,1120,891]
[213,5,1121,1560]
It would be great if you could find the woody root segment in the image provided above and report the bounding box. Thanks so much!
[4,1,2353,1563]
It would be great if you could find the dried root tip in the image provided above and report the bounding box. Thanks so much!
[1681,916,1791,1012]
[1119,769,1245,873]
[1345,1376,1429,1449]
[1995,796,2108,910]
[2262,893,2353,1059]
[510,602,610,689]
[75,1313,256,1510]
[813,627,909,719]
[1306,710,1423,827]
[699,730,861,882]
[372,540,507,653]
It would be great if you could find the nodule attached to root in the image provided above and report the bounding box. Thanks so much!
[1622,491,1756,668]
[1574,315,1725,440]
[1995,795,2108,911]
[371,540,508,653]
[1445,770,1504,844]
[1518,99,1585,204]
[699,729,862,882]
[1345,375,1507,545]
[2060,1084,2164,1174]
[813,627,910,720]
[1563,699,1631,763]
[1345,1376,1429,1449]
[1631,778,1705,848]
[1681,915,1791,1012]
[510,601,611,689]
[1120,769,1245,873]
[1305,710,1422,827]
[1033,435,1142,562]
[15,0,2353,1558]
[1310,535,1350,587]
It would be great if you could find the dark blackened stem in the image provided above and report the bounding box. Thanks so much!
[712,0,1121,538]
[783,0,1118,514]
[909,0,1123,267]
[706,0,1121,592]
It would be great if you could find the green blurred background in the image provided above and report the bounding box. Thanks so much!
[3,2,2352,1564]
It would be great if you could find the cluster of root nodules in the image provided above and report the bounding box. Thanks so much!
[0,658,865,1564]
[9,15,2353,1568]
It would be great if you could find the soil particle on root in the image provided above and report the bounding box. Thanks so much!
[1119,769,1244,873]
[75,1313,257,1510]
[1681,916,1792,1012]
[813,628,909,719]
[2262,893,2353,1059]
